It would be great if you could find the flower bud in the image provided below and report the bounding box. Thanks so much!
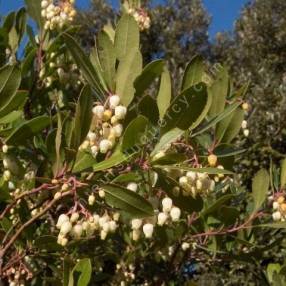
[92,105,105,119]
[115,105,127,120]
[241,120,248,129]
[273,201,279,210]
[60,221,72,235]
[179,176,188,186]
[243,129,249,137]
[109,221,117,232]
[162,197,173,213]
[3,170,11,181]
[99,139,112,153]
[127,182,138,192]
[186,171,197,182]
[208,154,217,167]
[87,131,97,142]
[88,194,96,206]
[272,211,282,221]
[61,183,69,192]
[98,189,105,198]
[181,242,190,251]
[56,214,69,229]
[112,124,123,137]
[143,223,154,238]
[61,237,68,246]
[109,95,120,109]
[131,218,142,230]
[91,145,98,157]
[72,224,83,239]
[103,110,112,121]
[2,145,8,153]
[68,213,78,223]
[242,102,249,111]
[170,207,181,222]
[157,212,168,226]
[54,192,61,200]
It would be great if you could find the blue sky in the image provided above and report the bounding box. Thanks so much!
[0,0,249,37]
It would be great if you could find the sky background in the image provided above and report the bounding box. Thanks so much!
[0,0,249,37]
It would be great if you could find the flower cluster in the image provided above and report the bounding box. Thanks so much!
[157,197,181,226]
[130,198,181,241]
[56,211,119,245]
[128,8,151,31]
[242,102,250,137]
[41,0,76,30]
[272,195,286,222]
[177,171,216,197]
[80,95,126,156]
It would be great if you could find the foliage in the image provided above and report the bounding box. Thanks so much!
[0,1,285,285]
[212,0,286,182]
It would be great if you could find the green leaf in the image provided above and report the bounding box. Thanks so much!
[152,128,184,156]
[0,65,21,108]
[208,67,229,117]
[201,194,235,217]
[252,169,269,212]
[71,258,92,286]
[116,50,142,106]
[157,66,172,119]
[280,159,286,189]
[161,83,211,133]
[93,150,135,172]
[216,107,244,143]
[121,115,149,152]
[138,95,159,125]
[0,90,27,117]
[97,31,116,91]
[103,184,154,218]
[181,55,205,91]
[134,59,165,98]
[71,85,93,150]
[63,33,107,98]
[213,144,246,158]
[6,116,50,145]
[72,152,96,173]
[191,101,241,137]
[0,111,23,125]
[15,8,27,45]
[114,14,139,61]
[25,0,43,30]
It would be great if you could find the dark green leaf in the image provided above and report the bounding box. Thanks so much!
[63,33,107,98]
[103,184,154,218]
[161,83,211,133]
[252,169,269,212]
[114,14,139,61]
[157,66,172,119]
[121,115,149,152]
[6,116,50,145]
[181,55,205,91]
[97,31,116,91]
[116,50,142,106]
[134,59,165,98]
[208,67,229,117]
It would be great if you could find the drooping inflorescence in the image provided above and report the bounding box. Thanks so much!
[41,0,76,30]
[79,95,126,157]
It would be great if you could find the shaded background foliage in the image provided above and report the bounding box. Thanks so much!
[76,0,286,183]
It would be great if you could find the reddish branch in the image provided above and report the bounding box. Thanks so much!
[0,190,73,274]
